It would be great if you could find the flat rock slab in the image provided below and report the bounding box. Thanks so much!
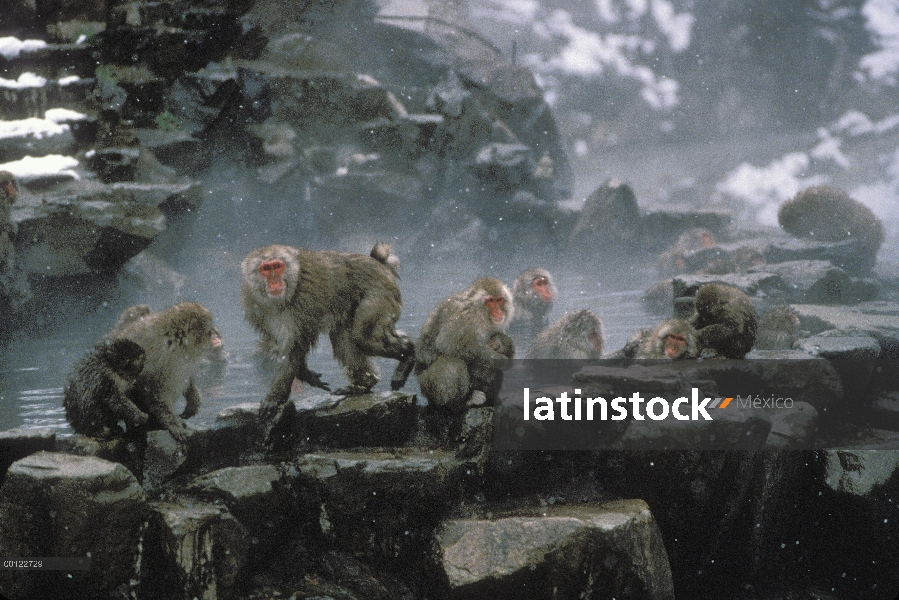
[791,302,899,355]
[296,391,417,448]
[435,499,674,600]
[0,426,55,484]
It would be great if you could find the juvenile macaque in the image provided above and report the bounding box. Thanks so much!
[526,309,605,359]
[63,338,148,438]
[656,228,716,276]
[241,243,414,413]
[755,305,801,350]
[115,302,220,441]
[634,319,698,359]
[415,277,514,409]
[508,267,557,349]
[779,186,884,271]
[691,283,758,359]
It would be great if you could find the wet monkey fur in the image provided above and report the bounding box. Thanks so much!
[241,243,414,412]
[508,267,557,348]
[691,283,758,359]
[63,338,148,438]
[634,319,699,359]
[415,277,515,409]
[526,309,605,359]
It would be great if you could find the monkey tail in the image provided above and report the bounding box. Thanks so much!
[370,242,401,276]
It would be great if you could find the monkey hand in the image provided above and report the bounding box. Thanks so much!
[167,423,194,443]
[133,410,149,426]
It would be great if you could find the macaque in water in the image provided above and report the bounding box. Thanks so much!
[508,267,556,349]
[691,283,758,359]
[526,309,604,359]
[415,277,514,410]
[241,243,414,414]
[634,319,699,359]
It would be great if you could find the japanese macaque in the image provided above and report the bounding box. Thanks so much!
[508,267,557,349]
[691,283,758,359]
[656,228,716,276]
[115,302,220,441]
[63,338,148,438]
[526,309,605,359]
[634,319,699,359]
[779,186,884,271]
[241,243,414,412]
[755,305,801,350]
[415,277,514,409]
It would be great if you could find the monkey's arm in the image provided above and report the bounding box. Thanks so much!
[180,378,201,419]
[107,388,149,429]
[136,386,192,442]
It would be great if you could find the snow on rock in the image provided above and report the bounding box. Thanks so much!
[44,108,88,123]
[0,37,48,60]
[0,73,48,89]
[0,155,80,181]
[0,118,69,140]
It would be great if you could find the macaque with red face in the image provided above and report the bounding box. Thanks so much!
[415,277,515,410]
[241,243,414,414]
[526,309,605,359]
[637,319,699,359]
[508,267,557,350]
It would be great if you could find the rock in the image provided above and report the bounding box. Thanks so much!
[143,429,188,491]
[471,142,534,190]
[869,392,899,431]
[0,452,147,599]
[295,391,417,448]
[747,260,853,304]
[794,334,881,359]
[0,427,55,485]
[766,401,818,448]
[142,500,250,600]
[672,272,785,299]
[764,237,876,274]
[640,207,732,253]
[184,465,282,535]
[289,450,464,568]
[822,449,899,496]
[790,302,899,357]
[89,146,140,182]
[433,500,674,600]
[0,117,77,162]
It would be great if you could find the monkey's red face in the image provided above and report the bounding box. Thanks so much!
[665,333,688,359]
[532,276,553,303]
[485,296,506,324]
[259,259,286,297]
[700,232,715,248]
[1,178,16,202]
[210,328,223,349]
[589,330,603,353]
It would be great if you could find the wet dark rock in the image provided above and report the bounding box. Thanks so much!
[295,391,417,449]
[765,401,818,448]
[0,427,55,485]
[433,500,674,600]
[869,392,899,431]
[0,120,76,163]
[764,237,877,274]
[143,429,189,492]
[0,452,147,599]
[89,146,140,181]
[141,499,250,600]
[184,465,284,538]
[289,450,464,568]
[0,43,97,80]
[822,449,899,496]
[748,260,853,304]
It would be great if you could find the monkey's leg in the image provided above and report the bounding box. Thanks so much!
[330,329,378,396]
[107,390,149,430]
[180,378,201,419]
[351,303,416,391]
[418,356,469,408]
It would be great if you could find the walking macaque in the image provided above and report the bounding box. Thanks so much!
[691,283,758,359]
[415,277,514,409]
[508,267,557,349]
[115,302,220,441]
[779,186,884,270]
[526,309,605,359]
[241,243,414,413]
[634,319,699,359]
[63,338,148,438]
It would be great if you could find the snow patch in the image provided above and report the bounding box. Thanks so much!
[0,37,48,60]
[0,73,48,89]
[45,108,88,123]
[0,118,69,140]
[0,155,80,181]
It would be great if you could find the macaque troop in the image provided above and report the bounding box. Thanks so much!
[65,184,879,444]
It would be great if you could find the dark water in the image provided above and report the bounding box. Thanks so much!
[0,263,656,435]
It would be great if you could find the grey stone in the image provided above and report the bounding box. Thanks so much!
[434,500,674,600]
[748,260,853,303]
[794,334,881,359]
[143,429,188,491]
[0,426,55,485]
[296,391,417,448]
[765,401,818,448]
[0,452,146,599]
[185,465,283,537]
[142,500,250,600]
[823,449,899,496]
[790,302,899,354]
